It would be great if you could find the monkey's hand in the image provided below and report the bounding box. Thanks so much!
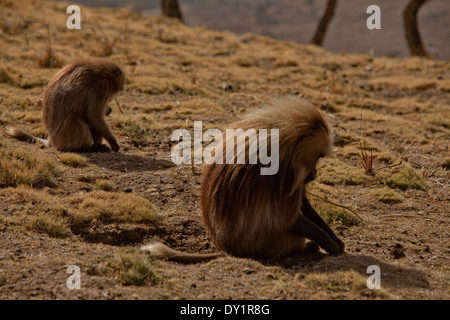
[109,140,120,152]
[335,237,345,254]
[90,144,111,153]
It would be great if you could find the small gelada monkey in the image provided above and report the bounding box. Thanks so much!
[142,97,345,262]
[6,59,124,152]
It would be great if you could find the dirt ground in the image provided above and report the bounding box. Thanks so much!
[0,0,448,300]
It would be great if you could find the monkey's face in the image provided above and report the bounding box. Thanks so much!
[304,154,324,183]
[305,167,317,183]
[297,134,329,185]
[111,67,125,92]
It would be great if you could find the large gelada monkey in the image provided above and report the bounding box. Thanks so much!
[142,97,345,262]
[6,59,124,152]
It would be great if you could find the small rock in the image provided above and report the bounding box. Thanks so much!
[123,188,132,193]
[243,268,254,275]
[391,243,406,259]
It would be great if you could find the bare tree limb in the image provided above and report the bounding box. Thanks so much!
[404,0,429,57]
[161,0,183,22]
[311,0,338,46]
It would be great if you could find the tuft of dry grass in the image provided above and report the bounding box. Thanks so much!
[28,212,71,238]
[95,179,114,191]
[0,145,59,188]
[318,158,367,186]
[358,140,374,175]
[373,187,403,204]
[73,191,158,226]
[117,251,160,286]
[36,46,64,69]
[377,164,427,191]
[86,249,161,286]
[60,153,87,168]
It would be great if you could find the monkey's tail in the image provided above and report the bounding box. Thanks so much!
[4,127,48,146]
[141,242,224,263]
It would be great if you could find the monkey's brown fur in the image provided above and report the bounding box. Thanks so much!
[6,59,124,152]
[142,97,345,262]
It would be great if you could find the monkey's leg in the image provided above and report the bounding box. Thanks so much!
[88,126,112,153]
[50,113,93,152]
[291,215,340,256]
[301,194,345,253]
[90,126,103,145]
[89,117,120,152]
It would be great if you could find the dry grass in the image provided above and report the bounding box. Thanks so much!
[60,153,88,167]
[0,65,16,85]
[305,270,393,299]
[36,46,64,69]
[377,164,427,191]
[358,140,374,175]
[1,186,70,237]
[73,191,158,226]
[95,179,114,191]
[0,143,59,188]
[318,158,367,186]
[373,187,403,204]
[116,251,160,286]
[368,76,438,91]
[28,212,71,238]
[0,185,158,239]
[0,0,448,300]
[86,249,160,286]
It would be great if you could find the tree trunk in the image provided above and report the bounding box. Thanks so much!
[311,0,338,46]
[161,0,183,22]
[404,0,428,57]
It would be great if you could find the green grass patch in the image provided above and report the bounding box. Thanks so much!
[378,164,427,191]
[318,158,367,186]
[373,187,403,204]
[118,252,160,286]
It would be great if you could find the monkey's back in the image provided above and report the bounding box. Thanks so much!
[201,162,303,258]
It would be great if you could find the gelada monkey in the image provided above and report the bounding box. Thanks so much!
[142,97,345,262]
[5,59,124,152]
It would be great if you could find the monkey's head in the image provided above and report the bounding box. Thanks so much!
[69,59,125,94]
[294,125,331,185]
[269,97,333,191]
[110,65,125,93]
